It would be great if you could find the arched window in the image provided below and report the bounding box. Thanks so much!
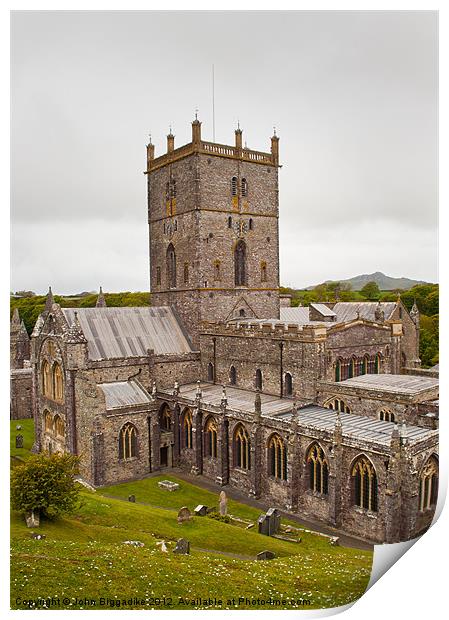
[335,359,342,382]
[119,422,138,460]
[160,404,172,431]
[248,218,253,230]
[229,365,237,385]
[44,410,53,433]
[234,240,247,286]
[53,363,64,402]
[419,456,438,511]
[231,176,238,196]
[284,372,293,396]
[207,362,214,382]
[42,360,52,397]
[183,408,193,449]
[241,178,248,197]
[239,308,246,317]
[54,414,65,438]
[260,261,267,283]
[352,456,378,512]
[228,216,232,228]
[379,409,395,423]
[214,261,221,281]
[374,353,381,374]
[234,424,250,470]
[326,398,350,413]
[348,357,356,379]
[183,263,189,284]
[307,443,329,495]
[268,434,287,480]
[205,416,218,459]
[166,243,177,289]
[255,369,263,391]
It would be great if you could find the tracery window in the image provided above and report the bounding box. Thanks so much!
[352,456,378,512]
[205,417,218,458]
[53,363,64,402]
[44,410,53,433]
[234,240,247,286]
[335,353,382,381]
[42,360,52,397]
[419,457,438,511]
[160,404,172,431]
[326,398,350,413]
[234,424,250,470]
[183,408,193,449]
[379,409,395,422]
[54,414,65,438]
[268,433,287,480]
[119,422,138,460]
[166,243,177,289]
[307,443,329,495]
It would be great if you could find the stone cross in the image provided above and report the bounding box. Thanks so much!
[219,491,228,516]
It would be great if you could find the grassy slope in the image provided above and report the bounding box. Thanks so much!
[10,419,34,462]
[10,422,372,610]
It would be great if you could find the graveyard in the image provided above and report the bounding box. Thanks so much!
[10,421,373,610]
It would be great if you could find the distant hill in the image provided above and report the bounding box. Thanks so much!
[305,272,430,291]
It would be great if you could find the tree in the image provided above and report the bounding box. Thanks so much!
[11,452,80,521]
[360,281,381,300]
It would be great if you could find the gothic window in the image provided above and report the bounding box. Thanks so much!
[234,424,250,470]
[335,359,341,382]
[231,176,238,196]
[42,360,52,397]
[207,362,214,382]
[183,408,193,449]
[352,456,378,512]
[326,398,350,413]
[241,178,248,197]
[205,416,218,458]
[156,266,161,285]
[229,365,237,385]
[307,443,329,495]
[166,243,177,289]
[284,372,293,396]
[183,262,189,284]
[228,216,232,228]
[419,456,438,511]
[268,434,287,480]
[44,410,53,433]
[119,422,138,460]
[52,363,64,402]
[160,404,172,431]
[54,414,65,438]
[374,353,381,374]
[234,240,247,286]
[214,261,221,281]
[248,218,253,230]
[379,409,395,423]
[260,261,267,283]
[255,368,263,391]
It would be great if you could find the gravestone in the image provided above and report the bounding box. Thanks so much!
[266,507,281,535]
[194,504,208,516]
[15,435,23,449]
[173,538,190,554]
[25,510,40,528]
[31,533,45,540]
[257,514,269,535]
[158,480,180,492]
[256,550,275,561]
[177,506,192,524]
[16,425,22,431]
[156,541,168,553]
[329,536,340,546]
[123,540,144,547]
[128,495,136,503]
[219,491,228,516]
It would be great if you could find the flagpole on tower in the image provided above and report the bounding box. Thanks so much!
[212,64,216,143]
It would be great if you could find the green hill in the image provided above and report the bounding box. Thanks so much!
[306,272,429,291]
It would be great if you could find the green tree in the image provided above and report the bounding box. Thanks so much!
[11,452,80,521]
[360,281,381,300]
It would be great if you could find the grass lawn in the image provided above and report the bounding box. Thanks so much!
[10,421,373,610]
[10,418,35,462]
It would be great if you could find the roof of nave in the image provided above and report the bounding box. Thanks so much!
[61,306,193,360]
[279,302,397,326]
[336,374,438,395]
[98,380,152,409]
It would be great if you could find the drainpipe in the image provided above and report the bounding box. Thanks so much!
[212,337,217,384]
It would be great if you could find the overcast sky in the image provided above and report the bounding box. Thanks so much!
[11,10,438,295]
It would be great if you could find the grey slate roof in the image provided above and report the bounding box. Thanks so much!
[279,306,311,324]
[274,405,435,447]
[62,307,193,360]
[332,302,397,323]
[98,380,152,409]
[337,374,439,395]
[310,303,336,317]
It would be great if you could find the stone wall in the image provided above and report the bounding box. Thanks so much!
[10,369,32,419]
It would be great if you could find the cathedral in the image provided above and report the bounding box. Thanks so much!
[11,117,439,544]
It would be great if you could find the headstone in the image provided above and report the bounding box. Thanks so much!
[128,495,135,503]
[329,536,340,546]
[257,514,269,535]
[256,550,275,561]
[15,435,23,449]
[219,491,228,516]
[266,507,281,535]
[156,541,168,553]
[194,504,208,516]
[173,538,190,554]
[30,533,45,540]
[123,540,144,547]
[177,506,192,524]
[25,510,40,528]
[158,480,180,492]
[16,425,22,431]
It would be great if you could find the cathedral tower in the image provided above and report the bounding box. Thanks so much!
[146,117,281,345]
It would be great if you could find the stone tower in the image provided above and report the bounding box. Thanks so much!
[146,117,281,345]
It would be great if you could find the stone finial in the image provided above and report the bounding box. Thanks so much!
[96,286,107,308]
[410,299,420,326]
[254,389,262,416]
[191,113,202,144]
[333,409,343,443]
[195,380,202,401]
[151,380,157,397]
[400,421,409,446]
[235,124,243,150]
[221,385,227,408]
[64,311,87,344]
[45,286,55,312]
[11,307,21,330]
[173,380,180,396]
